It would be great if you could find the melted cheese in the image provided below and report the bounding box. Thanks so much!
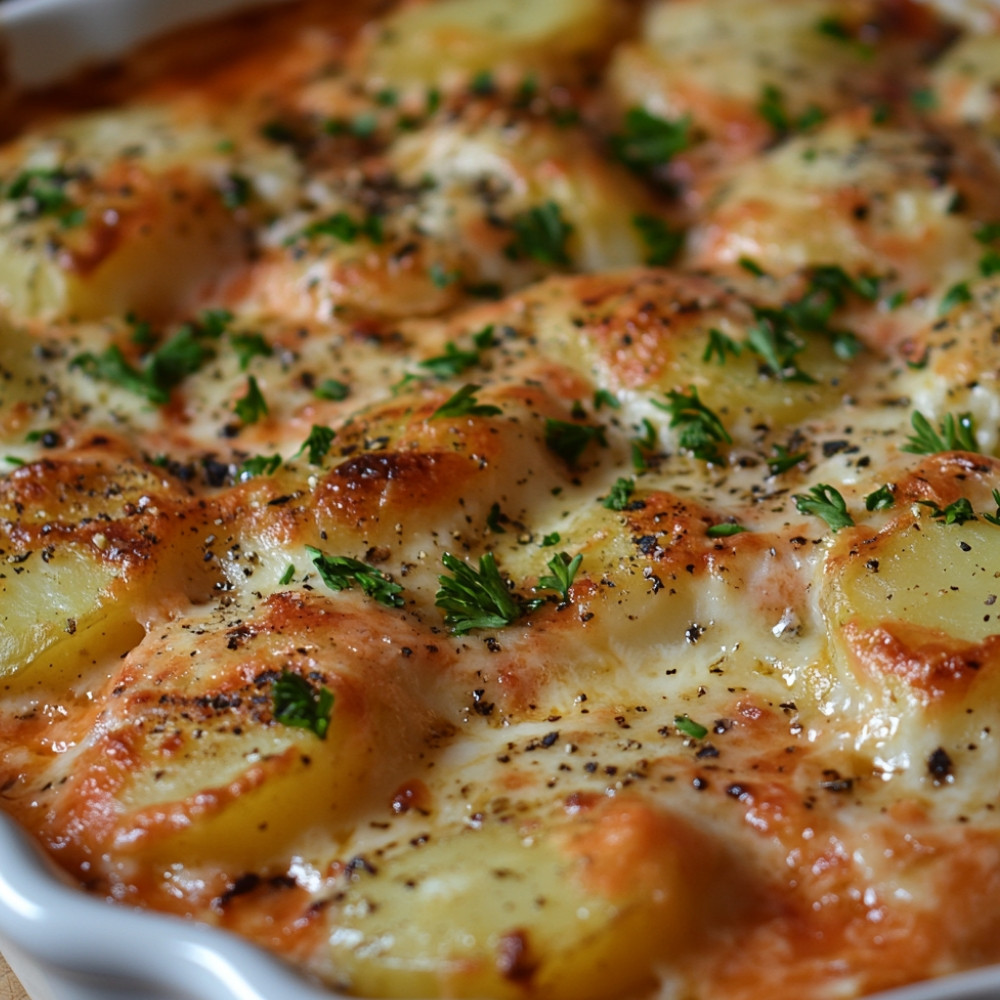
[3,2,1000,999]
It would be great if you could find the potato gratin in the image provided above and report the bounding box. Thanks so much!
[3,1,1000,997]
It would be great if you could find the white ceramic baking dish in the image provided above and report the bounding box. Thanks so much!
[2,2,1000,999]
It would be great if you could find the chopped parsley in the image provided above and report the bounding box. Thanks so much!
[278,563,296,585]
[631,418,659,472]
[902,410,979,455]
[472,324,497,349]
[980,249,1000,277]
[71,345,170,404]
[220,171,251,210]
[239,453,282,479]
[706,522,748,537]
[654,386,731,464]
[674,714,708,740]
[314,378,350,401]
[307,546,405,607]
[782,265,877,358]
[611,108,692,171]
[535,551,582,604]
[290,210,384,245]
[745,312,815,383]
[702,327,741,365]
[975,223,1000,244]
[739,257,767,277]
[71,313,231,404]
[602,476,636,511]
[767,443,808,476]
[230,331,273,370]
[271,670,334,740]
[431,384,502,420]
[486,502,506,534]
[757,84,824,134]
[593,388,621,410]
[469,69,495,96]
[419,342,480,379]
[917,497,977,525]
[816,16,874,57]
[864,484,896,511]
[793,484,854,532]
[545,418,608,465]
[984,489,1000,526]
[505,201,573,265]
[436,551,523,634]
[429,262,460,288]
[938,281,973,315]
[234,376,269,424]
[632,214,684,266]
[4,166,83,226]
[296,425,336,465]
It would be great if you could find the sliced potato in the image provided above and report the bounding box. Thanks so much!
[363,0,622,91]
[324,797,722,999]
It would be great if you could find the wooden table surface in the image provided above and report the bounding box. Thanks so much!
[0,953,30,1000]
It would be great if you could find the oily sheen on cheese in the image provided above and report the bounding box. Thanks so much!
[3,1,1000,997]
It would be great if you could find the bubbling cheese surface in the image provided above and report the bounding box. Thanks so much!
[3,2,1000,998]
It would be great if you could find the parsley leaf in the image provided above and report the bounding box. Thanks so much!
[271,670,334,740]
[72,318,221,404]
[602,476,636,511]
[5,166,83,226]
[307,546,405,607]
[975,223,1000,244]
[290,210,384,245]
[545,418,607,465]
[296,425,336,465]
[793,484,854,532]
[939,281,973,315]
[902,410,979,455]
[980,249,1000,277]
[702,327,741,365]
[674,714,708,740]
[535,551,582,603]
[706,522,748,537]
[632,214,684,265]
[739,257,767,277]
[983,489,1000,526]
[917,497,978,524]
[436,551,523,634]
[745,312,815,383]
[631,418,659,472]
[767,443,808,476]
[279,563,296,585]
[757,84,825,134]
[314,378,350,401]
[239,453,282,480]
[431,384,502,420]
[505,201,573,265]
[917,497,977,525]
[419,342,480,379]
[593,388,621,411]
[486,502,506,533]
[654,386,732,464]
[611,108,692,171]
[230,331,273,371]
[220,171,251,210]
[234,376,269,424]
[71,345,168,404]
[864,484,896,511]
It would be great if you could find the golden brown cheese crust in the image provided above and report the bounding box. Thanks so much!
[4,2,1000,999]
